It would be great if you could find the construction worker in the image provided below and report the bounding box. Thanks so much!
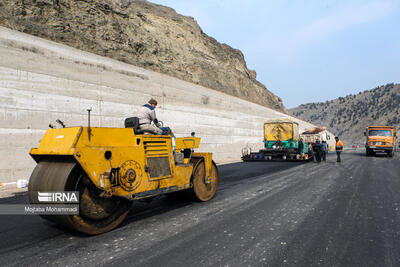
[313,140,322,163]
[321,140,327,162]
[335,136,344,162]
[308,142,313,160]
[137,98,163,135]
[298,138,304,157]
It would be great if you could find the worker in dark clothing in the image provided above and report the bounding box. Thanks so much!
[321,140,327,162]
[308,142,313,160]
[313,140,322,163]
[298,138,304,154]
[335,136,344,162]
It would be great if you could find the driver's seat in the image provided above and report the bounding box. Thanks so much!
[124,117,145,134]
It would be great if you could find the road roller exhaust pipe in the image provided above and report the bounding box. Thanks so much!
[87,107,92,142]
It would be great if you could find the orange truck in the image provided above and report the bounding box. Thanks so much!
[364,126,397,157]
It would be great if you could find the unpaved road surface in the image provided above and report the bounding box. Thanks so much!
[1,151,400,266]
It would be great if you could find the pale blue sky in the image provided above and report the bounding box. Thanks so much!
[151,0,400,108]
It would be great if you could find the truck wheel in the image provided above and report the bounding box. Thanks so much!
[388,151,393,157]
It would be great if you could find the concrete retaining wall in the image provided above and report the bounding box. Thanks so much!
[0,26,317,183]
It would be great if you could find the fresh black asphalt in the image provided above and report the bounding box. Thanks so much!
[0,151,399,266]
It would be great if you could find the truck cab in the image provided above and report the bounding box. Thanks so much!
[364,126,396,157]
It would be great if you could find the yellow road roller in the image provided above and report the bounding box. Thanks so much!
[28,117,219,235]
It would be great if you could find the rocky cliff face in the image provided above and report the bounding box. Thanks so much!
[0,0,286,112]
[290,83,400,144]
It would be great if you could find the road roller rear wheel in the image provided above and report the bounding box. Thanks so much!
[190,159,219,202]
[28,159,132,235]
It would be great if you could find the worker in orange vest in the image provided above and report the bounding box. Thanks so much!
[335,136,344,162]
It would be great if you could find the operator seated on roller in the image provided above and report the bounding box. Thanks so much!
[137,98,163,135]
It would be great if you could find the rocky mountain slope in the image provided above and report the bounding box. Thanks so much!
[290,83,400,144]
[0,0,286,112]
